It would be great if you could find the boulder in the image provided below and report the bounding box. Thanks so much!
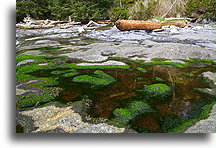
[136,84,173,102]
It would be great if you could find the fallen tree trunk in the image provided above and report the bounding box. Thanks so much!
[115,20,162,31]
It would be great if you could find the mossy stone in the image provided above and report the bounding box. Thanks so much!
[136,67,147,73]
[183,73,195,77]
[153,77,165,83]
[72,70,116,89]
[62,72,79,77]
[113,101,154,124]
[136,83,173,102]
[51,69,77,75]
[113,108,133,124]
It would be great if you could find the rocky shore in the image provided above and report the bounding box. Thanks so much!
[16,22,216,133]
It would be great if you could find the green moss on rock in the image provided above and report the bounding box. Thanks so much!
[136,67,147,73]
[113,108,133,124]
[72,70,116,89]
[136,83,173,102]
[183,73,195,77]
[143,61,188,68]
[113,101,154,124]
[58,63,130,70]
[153,77,166,83]
[51,69,77,75]
[151,58,168,62]
[16,56,46,65]
[16,88,56,109]
[62,72,79,77]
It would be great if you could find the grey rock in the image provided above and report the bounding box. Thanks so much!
[201,71,216,88]
[185,104,216,133]
[170,28,179,34]
[74,123,124,133]
[195,88,216,96]
[63,42,215,62]
[140,40,157,47]
[76,60,126,66]
[19,105,125,133]
[34,40,60,45]
[165,60,185,64]
[17,59,35,66]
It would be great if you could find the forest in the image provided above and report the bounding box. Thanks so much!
[16,0,215,23]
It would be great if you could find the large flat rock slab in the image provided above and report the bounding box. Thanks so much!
[63,42,215,62]
[18,105,125,133]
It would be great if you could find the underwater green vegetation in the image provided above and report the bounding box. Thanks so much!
[58,63,131,70]
[62,72,79,77]
[112,100,155,124]
[16,87,57,109]
[16,55,216,133]
[16,55,46,65]
[136,67,147,73]
[136,84,173,103]
[51,69,77,75]
[153,77,166,83]
[73,70,116,89]
[183,73,195,77]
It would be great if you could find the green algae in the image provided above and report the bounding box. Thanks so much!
[58,63,130,70]
[62,72,79,77]
[16,56,46,65]
[113,108,133,124]
[145,61,188,68]
[111,57,188,68]
[136,67,147,73]
[16,88,57,109]
[73,75,108,84]
[51,69,77,75]
[112,100,155,124]
[16,74,37,83]
[181,58,214,63]
[183,73,195,77]
[16,55,216,133]
[72,70,116,89]
[151,58,168,62]
[153,77,166,83]
[136,84,173,103]
[163,101,216,133]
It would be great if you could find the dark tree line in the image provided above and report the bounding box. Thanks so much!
[16,0,215,23]
[16,0,114,22]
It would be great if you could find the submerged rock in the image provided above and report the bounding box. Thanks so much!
[136,84,173,102]
[72,70,116,89]
[201,71,216,88]
[185,104,216,133]
[195,71,216,96]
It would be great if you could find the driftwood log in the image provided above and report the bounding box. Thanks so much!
[115,20,162,31]
[16,16,81,29]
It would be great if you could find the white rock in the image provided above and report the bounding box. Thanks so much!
[34,40,60,45]
[76,60,126,66]
[77,27,85,33]
[170,28,179,34]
